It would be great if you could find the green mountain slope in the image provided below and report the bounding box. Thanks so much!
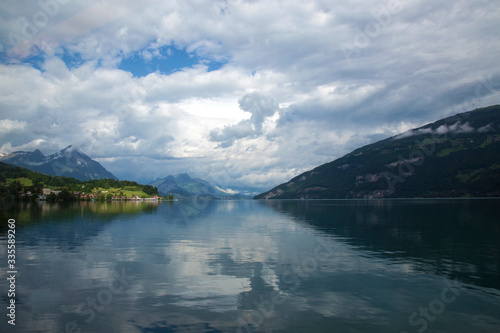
[0,162,157,199]
[255,105,500,199]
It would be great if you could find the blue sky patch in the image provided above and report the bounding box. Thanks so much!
[0,45,225,77]
[118,45,227,77]
[1,47,86,71]
[60,49,85,70]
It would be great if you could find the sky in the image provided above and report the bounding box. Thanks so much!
[0,0,499,193]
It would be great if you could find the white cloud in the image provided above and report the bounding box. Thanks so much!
[209,92,280,147]
[394,121,478,140]
[1,0,500,190]
[0,119,27,132]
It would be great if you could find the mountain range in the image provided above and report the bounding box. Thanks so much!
[0,145,117,181]
[255,105,500,199]
[2,105,499,199]
[0,145,242,198]
[151,173,243,198]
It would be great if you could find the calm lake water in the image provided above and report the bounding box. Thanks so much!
[1,199,500,332]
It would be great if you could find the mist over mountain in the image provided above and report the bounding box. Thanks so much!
[0,145,117,181]
[151,173,243,198]
[256,105,500,199]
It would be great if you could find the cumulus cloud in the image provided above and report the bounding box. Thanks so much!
[239,93,278,130]
[1,0,500,190]
[394,121,478,140]
[0,119,27,132]
[209,120,254,148]
[209,92,279,147]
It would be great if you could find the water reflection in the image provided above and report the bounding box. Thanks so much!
[0,200,161,228]
[0,199,499,332]
[262,199,500,290]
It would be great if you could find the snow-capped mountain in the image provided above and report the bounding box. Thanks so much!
[0,145,117,181]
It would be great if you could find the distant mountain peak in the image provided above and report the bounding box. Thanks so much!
[30,149,46,161]
[173,173,196,186]
[58,145,84,156]
[151,173,239,198]
[175,172,192,179]
[62,144,75,152]
[0,145,117,181]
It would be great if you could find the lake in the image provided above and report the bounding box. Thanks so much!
[1,199,500,332]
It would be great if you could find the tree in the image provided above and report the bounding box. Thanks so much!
[59,188,75,201]
[47,192,57,202]
[143,185,158,196]
[33,182,44,195]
